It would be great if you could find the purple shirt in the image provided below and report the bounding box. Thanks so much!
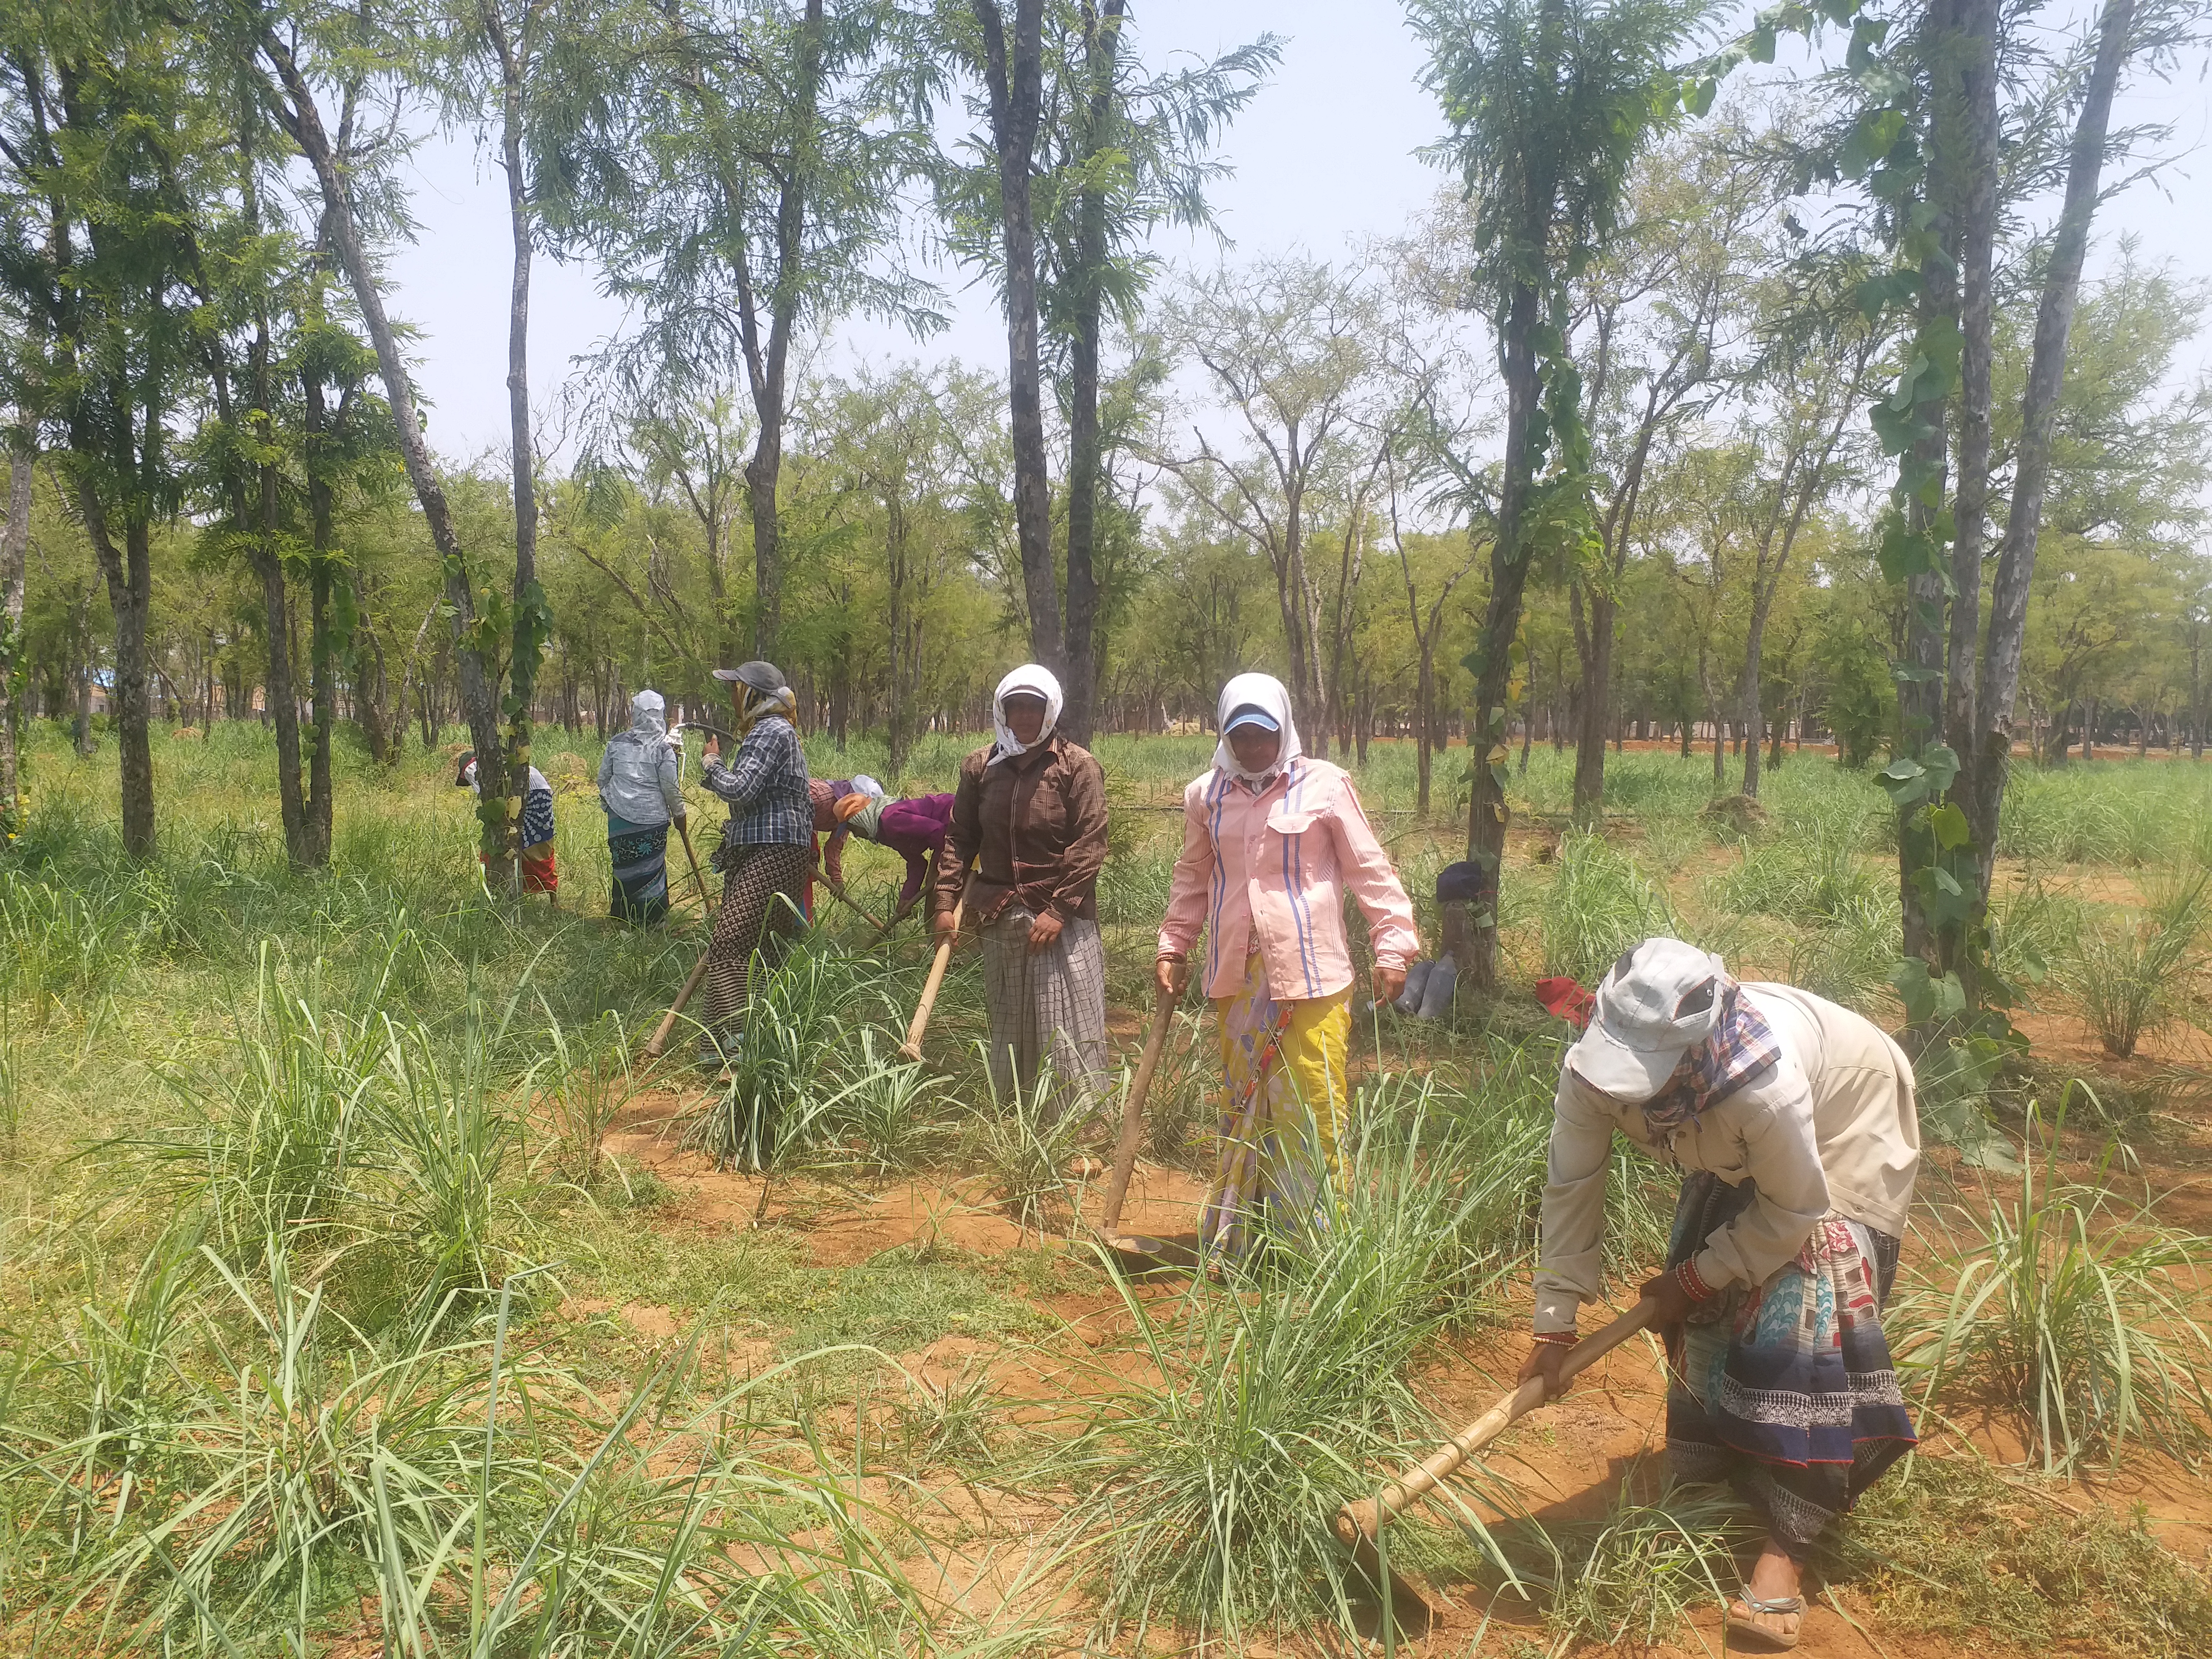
[875,793,955,902]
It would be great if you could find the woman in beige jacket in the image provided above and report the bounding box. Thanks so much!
[1518,938,1920,1652]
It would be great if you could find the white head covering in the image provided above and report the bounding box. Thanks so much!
[990,664,1063,765]
[1213,672,1303,784]
[628,689,666,738]
[1565,938,1730,1102]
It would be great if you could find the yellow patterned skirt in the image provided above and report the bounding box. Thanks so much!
[1197,951,1352,1262]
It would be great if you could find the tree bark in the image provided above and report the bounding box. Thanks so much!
[1466,268,1540,989]
[489,0,545,883]
[974,0,1060,673]
[79,491,154,858]
[260,29,506,853]
[1059,0,1127,745]
[1942,0,2001,757]
[1965,0,2136,899]
[0,440,30,823]
[886,494,914,775]
[1896,0,1965,963]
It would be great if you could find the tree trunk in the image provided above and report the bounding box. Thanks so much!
[886,497,913,776]
[1964,0,2135,901]
[974,0,1060,673]
[81,493,155,858]
[0,441,30,823]
[1058,0,1126,745]
[358,622,396,763]
[1942,0,2001,756]
[1415,646,1435,816]
[256,542,310,861]
[492,1,545,886]
[1465,274,1541,990]
[1740,600,1772,800]
[1571,585,1614,824]
[260,30,505,854]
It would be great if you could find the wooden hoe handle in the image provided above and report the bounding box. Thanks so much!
[1098,989,1178,1240]
[675,817,714,914]
[645,951,713,1059]
[898,889,966,1061]
[1333,1298,1660,1545]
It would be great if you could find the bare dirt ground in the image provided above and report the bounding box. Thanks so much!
[575,1064,2212,1658]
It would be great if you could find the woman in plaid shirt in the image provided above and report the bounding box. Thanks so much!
[696,660,812,1065]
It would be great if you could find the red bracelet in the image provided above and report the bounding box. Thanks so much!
[1532,1329,1577,1347]
[1674,1258,1715,1302]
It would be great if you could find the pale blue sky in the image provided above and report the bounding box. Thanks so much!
[381,0,2212,459]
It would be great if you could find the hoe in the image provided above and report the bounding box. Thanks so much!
[1332,1298,1660,1619]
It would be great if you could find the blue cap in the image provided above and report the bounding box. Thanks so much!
[1225,705,1280,734]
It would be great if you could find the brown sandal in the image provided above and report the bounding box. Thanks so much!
[1724,1591,1803,1650]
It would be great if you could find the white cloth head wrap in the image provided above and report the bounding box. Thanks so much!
[990,664,1063,766]
[1213,672,1303,784]
[629,689,666,739]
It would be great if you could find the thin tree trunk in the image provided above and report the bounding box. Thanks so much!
[0,440,30,821]
[1059,0,1126,745]
[974,0,1060,673]
[1965,0,2136,901]
[1942,0,2001,756]
[1465,269,1542,991]
[887,497,913,775]
[81,495,154,858]
[490,0,544,885]
[260,30,505,854]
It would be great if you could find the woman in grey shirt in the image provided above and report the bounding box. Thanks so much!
[597,690,686,923]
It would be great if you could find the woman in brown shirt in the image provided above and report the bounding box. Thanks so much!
[931,664,1110,1126]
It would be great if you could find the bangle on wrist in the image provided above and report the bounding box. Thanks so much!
[1674,1258,1715,1303]
[1532,1329,1577,1347]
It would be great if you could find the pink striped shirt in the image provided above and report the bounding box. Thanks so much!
[1157,756,1421,1002]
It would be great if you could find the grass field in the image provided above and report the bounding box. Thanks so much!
[1,720,2209,1656]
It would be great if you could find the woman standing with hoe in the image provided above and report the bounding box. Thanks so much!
[695,661,811,1067]
[1154,673,1419,1262]
[597,689,686,923]
[1518,938,1921,1651]
[930,665,1110,1127]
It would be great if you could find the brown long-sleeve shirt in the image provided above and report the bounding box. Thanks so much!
[931,734,1108,924]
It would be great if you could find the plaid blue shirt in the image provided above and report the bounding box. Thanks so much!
[702,715,811,847]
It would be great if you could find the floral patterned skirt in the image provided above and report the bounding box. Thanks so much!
[1664,1171,1917,1556]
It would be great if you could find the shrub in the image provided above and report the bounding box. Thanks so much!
[1889,1098,2212,1472]
[1065,1093,1529,1641]
[1540,831,1678,986]
[2065,872,2206,1059]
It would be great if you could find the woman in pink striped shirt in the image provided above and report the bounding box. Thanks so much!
[1156,673,1420,1260]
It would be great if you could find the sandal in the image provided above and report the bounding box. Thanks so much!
[1724,1591,1803,1651]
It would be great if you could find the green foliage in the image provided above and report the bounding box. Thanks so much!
[2063,871,2207,1058]
[1492,1476,1756,1651]
[1832,1455,2212,1658]
[682,930,916,1173]
[0,1254,964,1656]
[1065,1089,1527,1640]
[1539,829,1680,984]
[1891,1098,2212,1472]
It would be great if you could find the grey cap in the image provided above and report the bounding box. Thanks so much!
[712,660,786,694]
[1564,938,1728,1102]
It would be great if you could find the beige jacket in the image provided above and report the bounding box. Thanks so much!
[1533,983,1921,1334]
